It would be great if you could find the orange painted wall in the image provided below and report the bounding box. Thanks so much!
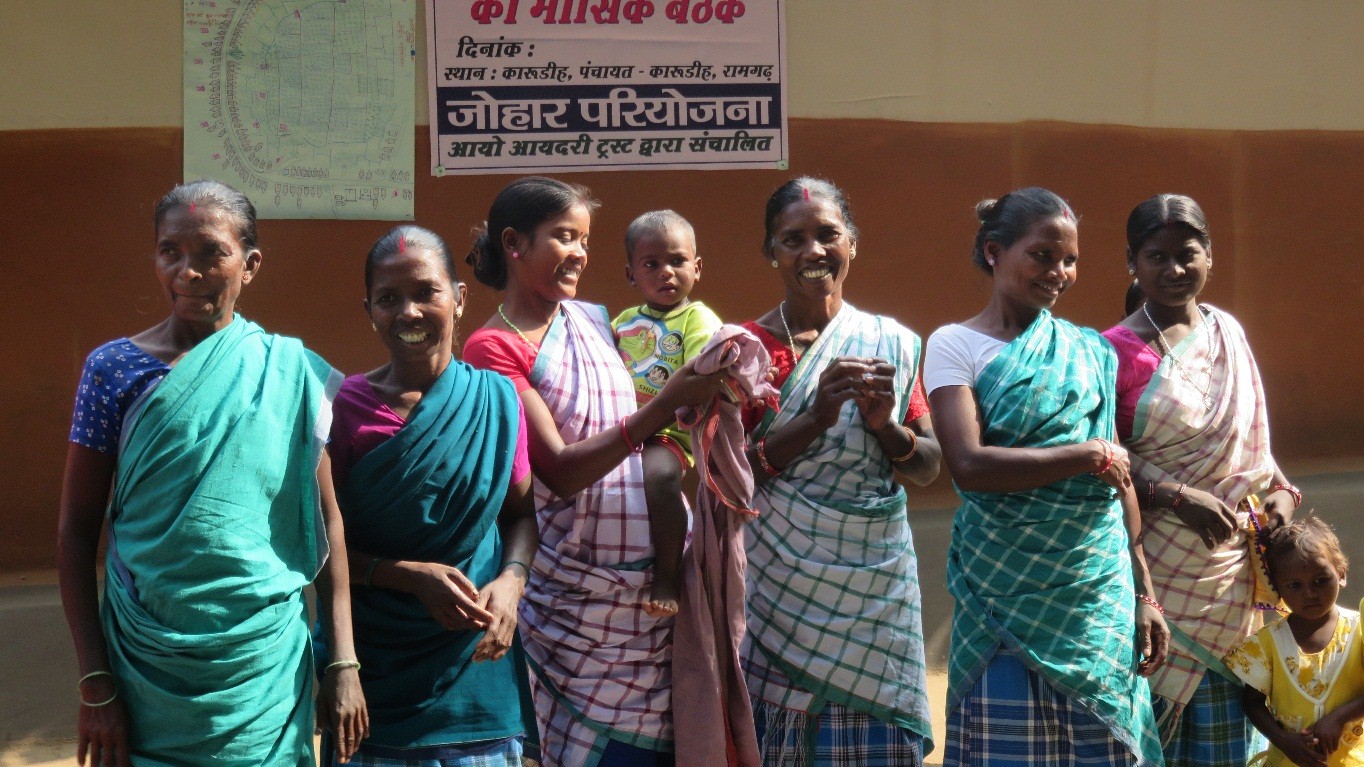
[8,118,1363,570]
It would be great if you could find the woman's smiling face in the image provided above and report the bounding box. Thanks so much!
[510,202,592,304]
[1131,224,1211,308]
[365,245,463,365]
[767,197,857,302]
[987,215,1079,311]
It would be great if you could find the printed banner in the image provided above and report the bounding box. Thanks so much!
[184,0,417,220]
[426,0,787,175]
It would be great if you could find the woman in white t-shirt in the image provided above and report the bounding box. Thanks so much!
[925,187,1168,766]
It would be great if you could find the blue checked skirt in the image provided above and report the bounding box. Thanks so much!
[1152,671,1263,767]
[321,733,528,767]
[752,698,924,767]
[944,653,1141,767]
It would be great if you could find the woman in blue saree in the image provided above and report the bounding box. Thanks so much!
[319,226,539,766]
[924,188,1169,766]
[58,180,367,766]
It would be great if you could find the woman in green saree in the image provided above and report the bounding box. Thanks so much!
[925,188,1169,766]
[58,180,367,766]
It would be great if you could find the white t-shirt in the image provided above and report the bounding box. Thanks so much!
[923,324,1008,393]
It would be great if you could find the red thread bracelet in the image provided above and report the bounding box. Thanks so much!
[619,419,642,454]
[754,438,781,477]
[1137,593,1165,615]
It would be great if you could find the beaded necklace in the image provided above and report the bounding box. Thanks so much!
[1143,304,1215,411]
[498,304,541,349]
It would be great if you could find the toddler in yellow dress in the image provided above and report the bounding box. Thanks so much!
[1225,516,1364,767]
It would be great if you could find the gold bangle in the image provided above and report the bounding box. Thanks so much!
[889,430,919,464]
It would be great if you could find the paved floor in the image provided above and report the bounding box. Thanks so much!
[4,468,1360,765]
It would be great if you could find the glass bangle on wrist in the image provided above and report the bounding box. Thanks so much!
[754,438,781,477]
[1269,482,1302,508]
[1091,439,1114,476]
[619,418,643,453]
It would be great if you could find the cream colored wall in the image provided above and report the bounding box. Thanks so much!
[4,0,1364,131]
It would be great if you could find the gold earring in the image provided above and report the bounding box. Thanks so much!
[370,322,378,331]
[770,260,778,268]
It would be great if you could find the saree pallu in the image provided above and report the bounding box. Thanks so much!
[744,304,933,757]
[1127,307,1277,715]
[102,316,340,767]
[523,301,672,766]
[946,310,1161,766]
[327,360,536,754]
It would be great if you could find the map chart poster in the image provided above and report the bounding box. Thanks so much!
[426,0,787,175]
[184,0,417,220]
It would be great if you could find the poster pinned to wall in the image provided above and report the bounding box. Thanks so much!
[184,0,418,220]
[427,0,787,175]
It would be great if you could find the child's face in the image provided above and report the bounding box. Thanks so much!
[626,226,700,312]
[1275,550,1345,623]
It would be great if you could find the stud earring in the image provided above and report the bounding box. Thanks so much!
[770,260,778,268]
[988,259,996,267]
[370,322,378,331]
[1128,268,1135,276]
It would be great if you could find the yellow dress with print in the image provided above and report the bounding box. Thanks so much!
[1225,603,1364,766]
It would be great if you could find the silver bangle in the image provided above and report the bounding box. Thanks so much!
[81,690,119,707]
[324,659,361,675]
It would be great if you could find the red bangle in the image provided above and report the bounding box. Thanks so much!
[754,438,781,477]
[1137,593,1165,615]
[619,419,642,454]
[1269,483,1302,508]
[1170,483,1185,509]
[1091,440,1114,476]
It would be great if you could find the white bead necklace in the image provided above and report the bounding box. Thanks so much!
[1142,304,1215,411]
[779,301,805,360]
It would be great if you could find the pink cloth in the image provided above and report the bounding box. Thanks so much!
[329,373,531,488]
[1101,325,1161,442]
[672,326,779,767]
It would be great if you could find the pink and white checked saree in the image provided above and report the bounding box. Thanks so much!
[522,301,673,766]
[1124,306,1277,712]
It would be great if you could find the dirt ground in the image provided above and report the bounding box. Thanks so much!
[5,462,1360,766]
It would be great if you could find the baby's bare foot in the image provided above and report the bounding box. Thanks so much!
[644,597,679,617]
